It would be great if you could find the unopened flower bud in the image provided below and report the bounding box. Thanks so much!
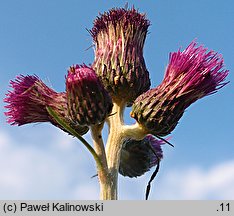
[119,135,164,178]
[90,7,151,104]
[131,41,229,136]
[66,64,113,126]
[4,75,88,135]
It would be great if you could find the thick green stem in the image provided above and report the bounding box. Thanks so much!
[104,102,125,200]
[90,124,110,200]
[47,106,148,200]
[122,122,148,140]
[94,102,149,200]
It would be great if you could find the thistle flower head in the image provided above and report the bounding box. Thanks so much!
[131,41,229,136]
[66,64,113,126]
[90,7,151,104]
[164,41,229,99]
[91,7,150,42]
[119,135,164,178]
[5,75,61,125]
[4,75,88,135]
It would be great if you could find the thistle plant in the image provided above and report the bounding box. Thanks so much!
[4,7,229,200]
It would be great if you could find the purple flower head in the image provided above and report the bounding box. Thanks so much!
[164,41,229,101]
[119,135,164,178]
[131,41,229,136]
[4,75,88,135]
[66,64,113,126]
[90,7,150,42]
[5,75,61,125]
[90,7,151,104]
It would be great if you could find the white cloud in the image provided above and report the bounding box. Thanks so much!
[153,161,234,199]
[1,128,234,200]
[0,128,99,199]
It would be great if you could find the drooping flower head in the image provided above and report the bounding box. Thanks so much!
[90,7,151,104]
[4,75,88,135]
[131,41,229,136]
[66,64,113,126]
[119,135,164,178]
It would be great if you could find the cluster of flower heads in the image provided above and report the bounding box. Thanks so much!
[4,7,229,178]
[5,64,113,133]
[4,75,89,135]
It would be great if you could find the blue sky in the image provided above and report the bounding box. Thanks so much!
[0,0,234,199]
